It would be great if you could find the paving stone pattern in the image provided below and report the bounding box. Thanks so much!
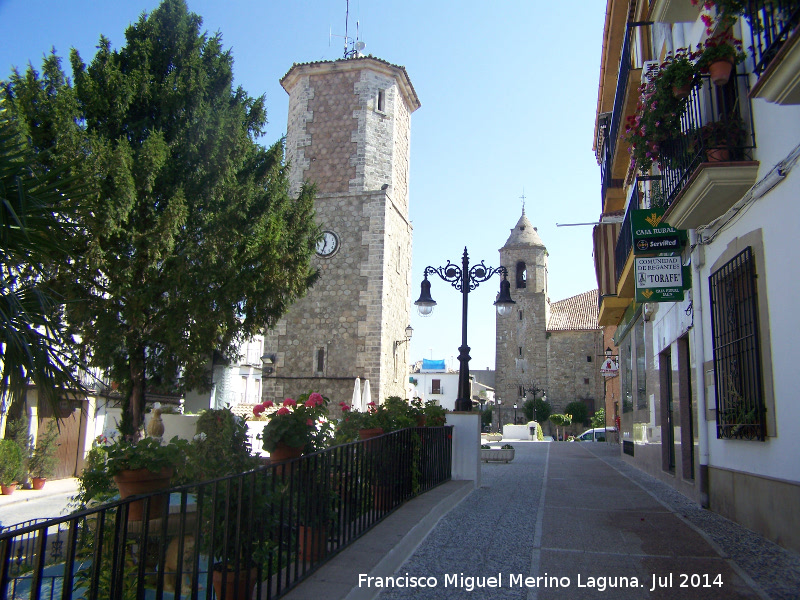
[378,443,799,600]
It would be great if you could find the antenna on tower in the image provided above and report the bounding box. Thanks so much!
[330,0,366,59]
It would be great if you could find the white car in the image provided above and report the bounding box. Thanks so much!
[575,427,616,442]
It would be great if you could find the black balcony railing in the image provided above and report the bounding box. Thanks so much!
[0,427,452,600]
[613,176,663,287]
[659,73,756,210]
[600,22,653,211]
[745,0,800,75]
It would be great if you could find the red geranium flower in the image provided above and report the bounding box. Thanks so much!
[262,400,274,408]
[341,405,351,411]
[276,407,290,416]
[283,398,297,407]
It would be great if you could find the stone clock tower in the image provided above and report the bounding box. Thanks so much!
[262,57,420,407]
[495,210,549,424]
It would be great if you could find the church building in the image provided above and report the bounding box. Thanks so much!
[495,210,604,431]
[261,56,420,407]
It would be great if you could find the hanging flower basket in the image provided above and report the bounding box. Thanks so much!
[708,59,734,85]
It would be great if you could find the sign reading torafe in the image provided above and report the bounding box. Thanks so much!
[635,256,689,303]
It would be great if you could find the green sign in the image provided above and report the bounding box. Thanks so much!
[634,257,691,303]
[631,209,686,256]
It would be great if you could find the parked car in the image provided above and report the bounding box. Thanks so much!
[575,427,616,442]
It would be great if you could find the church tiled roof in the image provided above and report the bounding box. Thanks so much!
[547,289,600,331]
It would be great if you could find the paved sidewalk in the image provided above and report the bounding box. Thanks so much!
[0,477,79,509]
[286,442,800,600]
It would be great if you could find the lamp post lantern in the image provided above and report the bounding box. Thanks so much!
[415,247,515,412]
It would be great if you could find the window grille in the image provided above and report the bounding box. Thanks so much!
[709,247,766,441]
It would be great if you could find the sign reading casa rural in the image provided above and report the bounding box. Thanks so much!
[631,209,684,255]
[635,256,685,303]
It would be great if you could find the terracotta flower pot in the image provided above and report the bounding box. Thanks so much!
[268,441,304,463]
[1,483,17,495]
[31,477,46,490]
[707,148,730,162]
[212,565,258,600]
[708,59,734,86]
[358,427,384,440]
[113,467,173,521]
[672,82,692,99]
[297,524,328,562]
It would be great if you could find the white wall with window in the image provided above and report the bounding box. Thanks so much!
[408,361,460,411]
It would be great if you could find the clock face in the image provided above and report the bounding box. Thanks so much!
[316,231,340,257]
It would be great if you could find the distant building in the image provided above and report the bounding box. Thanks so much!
[495,210,603,430]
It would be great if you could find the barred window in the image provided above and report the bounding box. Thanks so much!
[709,247,766,441]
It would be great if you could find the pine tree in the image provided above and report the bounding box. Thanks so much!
[4,0,318,435]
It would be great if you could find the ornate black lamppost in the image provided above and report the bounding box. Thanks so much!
[522,383,547,422]
[415,247,515,412]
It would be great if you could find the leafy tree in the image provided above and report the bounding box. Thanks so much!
[523,397,551,424]
[4,0,319,436]
[591,407,606,429]
[564,401,589,428]
[549,413,572,441]
[0,107,88,428]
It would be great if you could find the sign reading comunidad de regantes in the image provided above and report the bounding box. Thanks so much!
[635,256,686,303]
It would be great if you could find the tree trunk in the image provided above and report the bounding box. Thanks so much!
[128,344,146,437]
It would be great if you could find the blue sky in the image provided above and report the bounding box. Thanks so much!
[0,0,606,370]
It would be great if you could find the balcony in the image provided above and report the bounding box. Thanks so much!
[649,0,703,23]
[599,22,651,215]
[747,1,800,104]
[659,74,759,230]
[597,176,660,326]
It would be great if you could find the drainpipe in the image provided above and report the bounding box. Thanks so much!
[690,229,710,507]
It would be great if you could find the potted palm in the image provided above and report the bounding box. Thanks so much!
[29,421,60,489]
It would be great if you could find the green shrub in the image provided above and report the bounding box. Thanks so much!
[564,401,589,427]
[0,439,25,485]
[29,421,60,478]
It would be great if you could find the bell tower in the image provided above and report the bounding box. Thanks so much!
[262,57,421,406]
[495,209,549,423]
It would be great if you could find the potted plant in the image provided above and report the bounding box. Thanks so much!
[697,115,747,161]
[658,48,701,99]
[105,436,188,520]
[257,392,331,461]
[480,443,515,463]
[624,60,693,173]
[0,439,24,494]
[29,421,60,489]
[696,31,746,85]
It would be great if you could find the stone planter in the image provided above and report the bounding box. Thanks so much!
[480,448,515,463]
[485,433,502,442]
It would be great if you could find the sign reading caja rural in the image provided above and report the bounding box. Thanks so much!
[631,209,685,255]
[635,256,685,303]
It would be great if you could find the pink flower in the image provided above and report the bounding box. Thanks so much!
[307,419,314,426]
[262,400,274,408]
[341,405,351,412]
[276,407,290,416]
[308,392,324,406]
[253,405,264,416]
[283,398,297,407]
[367,401,376,407]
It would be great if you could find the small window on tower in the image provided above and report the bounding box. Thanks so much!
[377,89,386,112]
[519,347,523,357]
[516,262,527,289]
[587,355,593,362]
[518,309,523,320]
[584,378,590,385]
[316,348,325,374]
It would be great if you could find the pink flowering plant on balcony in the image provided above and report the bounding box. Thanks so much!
[256,391,333,453]
[624,49,700,173]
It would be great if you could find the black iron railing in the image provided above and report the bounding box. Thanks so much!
[745,0,800,75]
[600,22,653,211]
[659,73,756,210]
[0,426,453,599]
